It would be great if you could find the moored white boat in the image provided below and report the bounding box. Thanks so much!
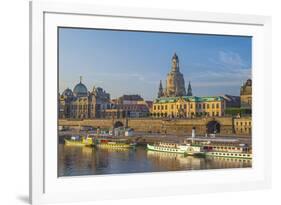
[147,142,204,155]
[203,143,252,159]
[206,151,252,159]
[147,143,186,154]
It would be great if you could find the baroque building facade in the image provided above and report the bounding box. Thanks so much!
[234,116,252,135]
[59,77,110,119]
[152,96,225,118]
[154,53,225,118]
[59,79,150,119]
[240,79,252,109]
[104,95,150,119]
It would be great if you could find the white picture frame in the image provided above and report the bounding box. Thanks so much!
[30,1,272,204]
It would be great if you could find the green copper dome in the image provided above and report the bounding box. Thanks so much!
[73,77,88,97]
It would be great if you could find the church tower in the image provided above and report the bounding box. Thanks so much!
[157,80,164,98]
[187,81,193,96]
[164,53,186,97]
[171,52,179,72]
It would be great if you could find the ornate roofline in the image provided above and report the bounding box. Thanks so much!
[154,96,225,103]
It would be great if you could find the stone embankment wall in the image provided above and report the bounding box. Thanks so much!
[59,117,238,135]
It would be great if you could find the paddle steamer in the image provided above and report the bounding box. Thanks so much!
[203,143,252,159]
[147,142,204,156]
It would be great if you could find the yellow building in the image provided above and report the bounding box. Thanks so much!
[234,117,252,135]
[152,96,225,118]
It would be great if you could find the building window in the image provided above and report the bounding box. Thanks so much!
[207,104,209,109]
[216,103,219,108]
[190,104,193,109]
[203,104,205,109]
[184,104,186,109]
[171,105,174,109]
[161,105,163,110]
[165,105,167,110]
[212,104,215,109]
[199,104,201,109]
[158,105,160,110]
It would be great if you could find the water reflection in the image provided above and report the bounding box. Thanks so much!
[147,151,204,170]
[58,144,252,177]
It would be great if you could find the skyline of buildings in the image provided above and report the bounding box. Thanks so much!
[59,54,252,121]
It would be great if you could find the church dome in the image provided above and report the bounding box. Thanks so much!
[73,78,88,97]
[62,88,73,97]
[172,53,178,60]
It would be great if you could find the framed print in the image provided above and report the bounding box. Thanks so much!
[30,1,272,204]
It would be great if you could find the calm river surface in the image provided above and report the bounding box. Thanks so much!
[58,144,252,176]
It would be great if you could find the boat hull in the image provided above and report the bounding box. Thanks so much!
[206,151,252,159]
[64,139,94,147]
[147,144,186,154]
[96,143,132,148]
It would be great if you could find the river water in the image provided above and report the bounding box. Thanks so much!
[58,144,252,176]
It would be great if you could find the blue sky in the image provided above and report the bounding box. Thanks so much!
[59,28,252,100]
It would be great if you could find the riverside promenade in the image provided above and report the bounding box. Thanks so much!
[58,129,251,146]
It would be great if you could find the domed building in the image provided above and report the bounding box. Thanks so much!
[165,53,186,97]
[58,77,110,119]
[153,53,226,119]
[59,88,74,118]
[73,77,88,97]
[62,88,74,98]
[157,53,192,98]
